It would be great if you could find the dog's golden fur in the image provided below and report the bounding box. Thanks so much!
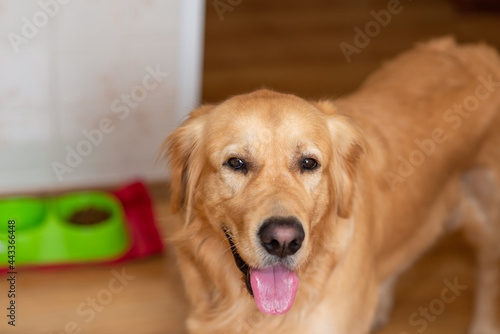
[163,38,500,333]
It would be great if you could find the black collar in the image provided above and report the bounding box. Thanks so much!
[222,227,253,297]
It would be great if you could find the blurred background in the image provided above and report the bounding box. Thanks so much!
[1,0,500,333]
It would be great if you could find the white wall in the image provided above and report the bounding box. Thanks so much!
[0,0,205,194]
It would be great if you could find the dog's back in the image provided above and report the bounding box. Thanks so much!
[334,37,500,333]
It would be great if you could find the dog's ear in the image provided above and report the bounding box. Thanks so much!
[314,101,367,218]
[160,105,214,217]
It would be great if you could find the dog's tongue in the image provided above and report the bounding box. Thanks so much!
[250,264,299,315]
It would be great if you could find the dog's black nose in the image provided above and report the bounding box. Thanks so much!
[258,217,305,258]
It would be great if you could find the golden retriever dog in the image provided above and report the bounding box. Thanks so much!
[162,38,500,333]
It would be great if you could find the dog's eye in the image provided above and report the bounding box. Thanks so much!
[227,157,246,171]
[301,158,319,171]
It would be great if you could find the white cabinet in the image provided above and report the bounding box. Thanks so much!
[0,0,205,194]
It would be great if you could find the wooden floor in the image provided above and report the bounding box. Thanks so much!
[2,1,500,333]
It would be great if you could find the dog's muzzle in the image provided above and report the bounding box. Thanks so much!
[222,218,303,315]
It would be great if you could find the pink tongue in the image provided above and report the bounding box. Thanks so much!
[250,264,299,315]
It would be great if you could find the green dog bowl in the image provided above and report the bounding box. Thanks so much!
[0,192,129,267]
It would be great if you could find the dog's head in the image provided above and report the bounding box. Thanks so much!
[163,90,365,315]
